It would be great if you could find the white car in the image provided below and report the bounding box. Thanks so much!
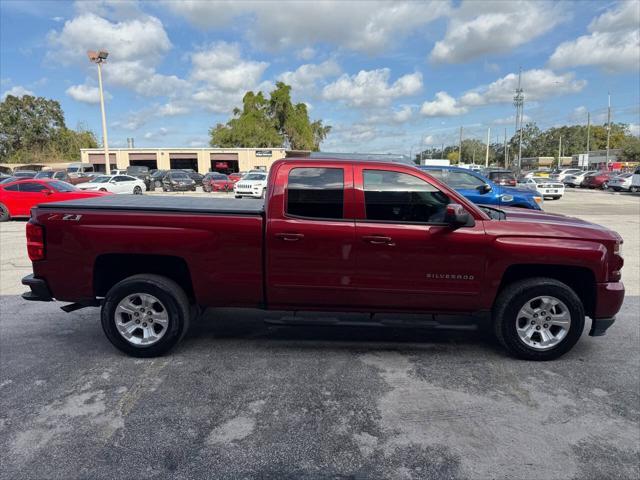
[563,170,597,188]
[550,169,582,182]
[523,177,565,200]
[234,171,268,198]
[78,174,146,194]
[631,166,640,193]
[607,173,633,192]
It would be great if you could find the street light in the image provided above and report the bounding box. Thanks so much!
[87,50,110,175]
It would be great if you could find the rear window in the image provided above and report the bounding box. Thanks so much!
[488,171,515,181]
[49,181,76,192]
[34,171,54,178]
[287,167,344,219]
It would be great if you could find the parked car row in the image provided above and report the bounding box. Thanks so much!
[0,178,111,221]
[77,175,146,194]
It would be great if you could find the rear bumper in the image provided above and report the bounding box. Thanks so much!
[21,274,53,302]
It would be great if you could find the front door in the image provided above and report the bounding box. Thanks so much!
[266,164,357,309]
[352,166,489,312]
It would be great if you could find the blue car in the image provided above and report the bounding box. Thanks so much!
[419,166,543,210]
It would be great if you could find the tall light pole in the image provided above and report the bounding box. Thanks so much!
[88,50,110,175]
[513,68,524,173]
[606,92,612,169]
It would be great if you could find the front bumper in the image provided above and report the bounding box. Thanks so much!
[21,274,53,302]
[589,317,615,337]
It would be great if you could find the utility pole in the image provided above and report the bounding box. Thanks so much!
[558,135,562,169]
[606,92,611,169]
[485,127,491,167]
[458,126,463,164]
[441,143,444,159]
[504,128,507,168]
[513,67,524,173]
[586,111,590,169]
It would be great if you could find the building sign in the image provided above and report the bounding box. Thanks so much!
[256,150,272,157]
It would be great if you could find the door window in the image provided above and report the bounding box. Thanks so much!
[287,167,344,219]
[19,182,48,192]
[363,170,449,223]
[4,184,19,191]
[114,176,129,182]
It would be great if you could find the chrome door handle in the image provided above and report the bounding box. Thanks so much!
[275,233,305,241]
[362,235,393,245]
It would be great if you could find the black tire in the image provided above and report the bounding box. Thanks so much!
[190,186,196,191]
[133,186,143,195]
[551,196,561,200]
[0,203,10,222]
[235,195,242,199]
[631,186,639,193]
[99,188,107,192]
[101,274,191,357]
[493,277,585,361]
[601,182,608,190]
[155,180,162,188]
[261,188,266,199]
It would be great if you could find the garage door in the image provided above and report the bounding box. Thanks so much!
[210,153,239,173]
[128,153,158,170]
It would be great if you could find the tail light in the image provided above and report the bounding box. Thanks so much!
[26,222,45,261]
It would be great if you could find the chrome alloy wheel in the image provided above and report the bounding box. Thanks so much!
[115,293,169,346]
[516,295,571,350]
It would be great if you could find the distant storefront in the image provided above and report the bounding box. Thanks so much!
[80,147,308,174]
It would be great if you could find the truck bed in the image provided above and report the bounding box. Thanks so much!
[39,195,265,215]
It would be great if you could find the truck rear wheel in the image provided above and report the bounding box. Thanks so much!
[493,277,584,361]
[101,274,191,357]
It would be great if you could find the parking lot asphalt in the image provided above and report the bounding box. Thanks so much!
[1,189,638,479]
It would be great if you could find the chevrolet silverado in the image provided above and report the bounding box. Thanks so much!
[22,158,624,360]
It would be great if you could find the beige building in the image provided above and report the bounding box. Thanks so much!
[79,147,308,174]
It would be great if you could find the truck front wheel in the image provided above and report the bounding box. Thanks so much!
[493,277,585,361]
[101,274,191,357]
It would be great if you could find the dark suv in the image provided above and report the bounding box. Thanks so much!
[126,166,153,191]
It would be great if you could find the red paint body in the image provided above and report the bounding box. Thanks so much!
[581,172,614,189]
[0,179,110,219]
[228,173,243,183]
[27,159,624,322]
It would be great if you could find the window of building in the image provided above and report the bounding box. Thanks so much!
[287,167,344,219]
[363,170,449,223]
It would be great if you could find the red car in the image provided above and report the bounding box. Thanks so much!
[202,172,233,192]
[0,179,110,221]
[581,171,615,189]
[23,158,623,361]
[228,172,244,183]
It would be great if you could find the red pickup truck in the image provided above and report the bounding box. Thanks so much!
[22,158,624,360]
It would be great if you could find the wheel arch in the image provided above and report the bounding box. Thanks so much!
[94,254,195,302]
[496,264,596,318]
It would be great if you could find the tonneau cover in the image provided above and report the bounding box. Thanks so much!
[38,195,264,215]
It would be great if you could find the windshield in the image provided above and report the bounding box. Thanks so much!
[34,171,54,178]
[91,176,112,183]
[67,167,80,173]
[244,173,266,180]
[488,172,515,180]
[14,171,35,177]
[49,181,77,192]
[171,172,189,179]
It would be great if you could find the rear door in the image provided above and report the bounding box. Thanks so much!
[266,163,357,308]
[352,165,489,312]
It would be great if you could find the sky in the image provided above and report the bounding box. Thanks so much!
[1,0,639,154]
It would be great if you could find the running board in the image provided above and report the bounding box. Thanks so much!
[60,300,101,313]
[264,312,479,330]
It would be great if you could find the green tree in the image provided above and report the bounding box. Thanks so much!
[0,94,97,163]
[620,135,640,162]
[209,83,330,151]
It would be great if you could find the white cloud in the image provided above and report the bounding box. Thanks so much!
[157,102,190,116]
[65,84,111,103]
[47,12,183,96]
[420,92,468,116]
[296,47,316,60]
[143,127,169,140]
[492,114,531,125]
[164,1,449,54]
[322,69,422,107]
[549,1,640,72]
[277,60,341,93]
[423,135,435,145]
[365,105,415,124]
[431,1,565,63]
[189,42,270,113]
[628,123,640,137]
[459,69,586,106]
[1,85,34,99]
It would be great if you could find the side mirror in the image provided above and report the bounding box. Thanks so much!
[477,183,492,194]
[41,189,52,195]
[444,204,473,227]
[109,180,117,184]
